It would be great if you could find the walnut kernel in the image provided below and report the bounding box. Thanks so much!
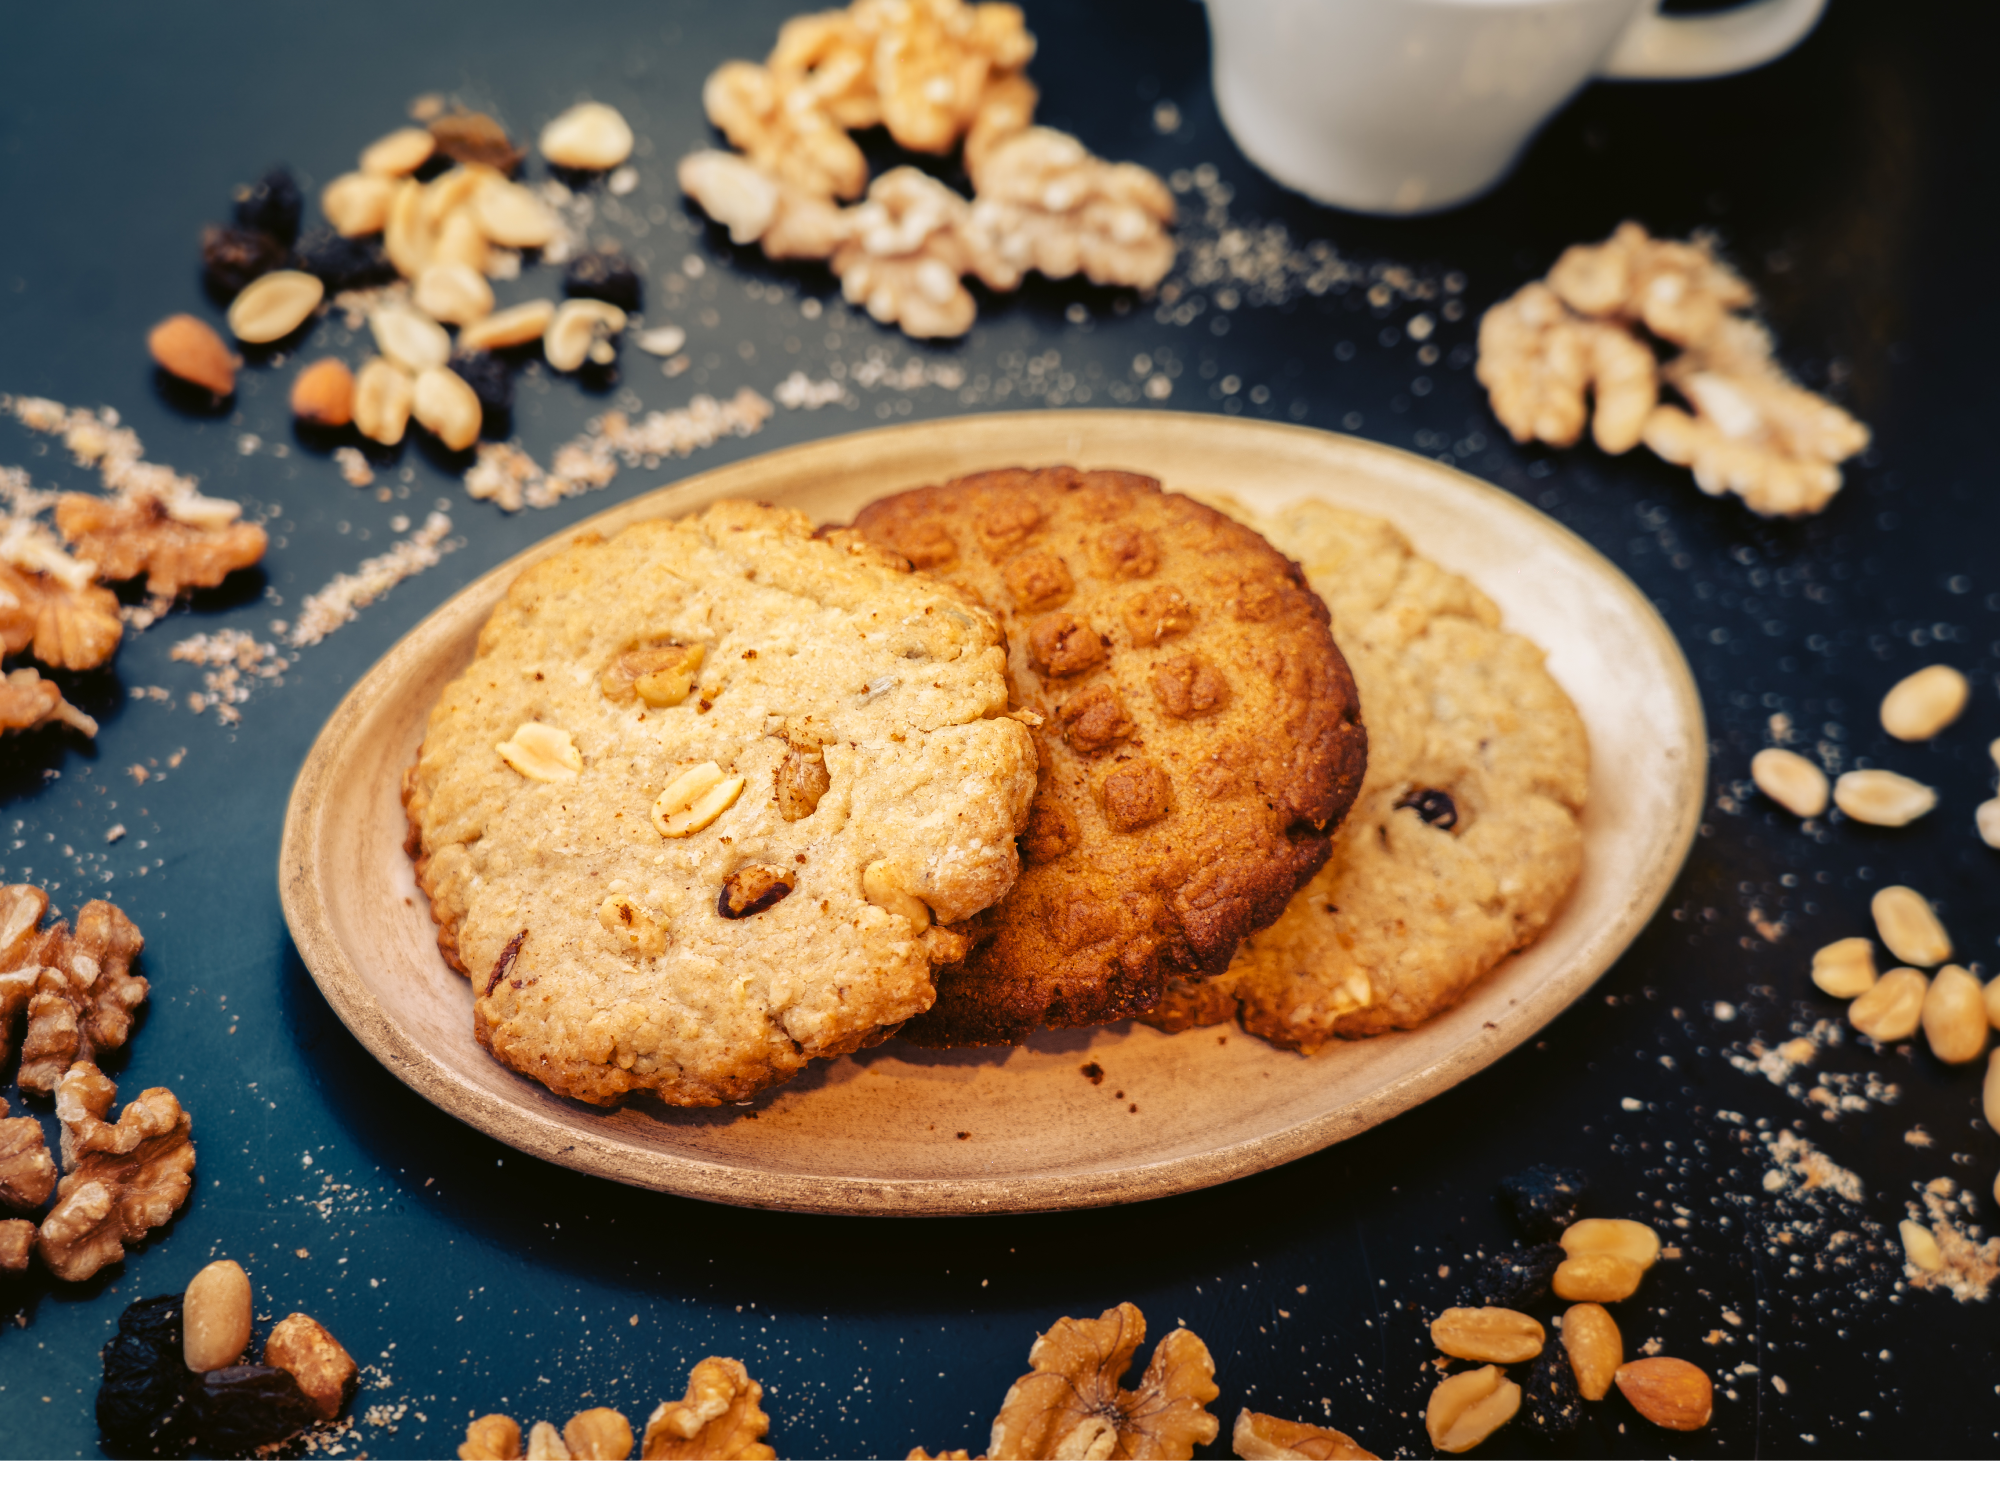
[564,1407,634,1461]
[263,1312,358,1421]
[642,1356,777,1460]
[55,494,268,599]
[459,1413,522,1460]
[0,1099,56,1213]
[37,1061,194,1281]
[987,1303,1218,1460]
[0,559,124,671]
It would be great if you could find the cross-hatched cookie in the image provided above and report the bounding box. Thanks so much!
[402,500,1038,1106]
[1149,499,1587,1050]
[853,468,1367,1044]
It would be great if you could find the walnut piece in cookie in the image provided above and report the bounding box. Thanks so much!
[642,1357,776,1460]
[987,1302,1219,1460]
[0,557,123,671]
[37,1060,194,1281]
[56,493,267,598]
[1231,1409,1379,1461]
[1,667,97,738]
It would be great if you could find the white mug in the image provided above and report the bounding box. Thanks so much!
[1205,0,1828,214]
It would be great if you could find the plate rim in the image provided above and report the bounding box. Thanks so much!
[277,409,1706,1215]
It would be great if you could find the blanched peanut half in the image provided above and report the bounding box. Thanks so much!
[370,305,452,373]
[1810,936,1876,998]
[540,102,634,171]
[414,263,495,327]
[1560,1218,1660,1268]
[183,1259,252,1372]
[1881,664,1968,742]
[1988,975,2000,1030]
[652,762,745,837]
[384,177,429,279]
[1834,768,1936,827]
[1920,965,1988,1063]
[474,179,560,248]
[459,299,555,352]
[1872,885,1952,966]
[432,210,490,273]
[862,859,931,933]
[1429,1307,1544,1364]
[545,298,627,372]
[1977,799,2000,849]
[1560,1303,1622,1400]
[322,171,396,237]
[1552,1254,1644,1303]
[352,358,413,445]
[1751,748,1827,818]
[1424,1365,1520,1453]
[226,270,324,344]
[1899,1219,1943,1273]
[1983,1051,2000,1135]
[360,125,436,176]
[496,722,582,782]
[1848,967,1926,1043]
[1614,1358,1712,1431]
[413,367,483,451]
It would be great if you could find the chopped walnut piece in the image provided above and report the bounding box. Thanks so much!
[459,1413,522,1461]
[908,1447,973,1460]
[0,558,123,671]
[769,10,881,131]
[964,70,1037,177]
[263,1313,359,1421]
[563,1407,635,1461]
[37,1061,194,1281]
[861,0,1036,155]
[0,667,97,738]
[703,59,869,202]
[1475,281,1658,453]
[0,1098,56,1213]
[0,1217,32,1274]
[3,890,148,1093]
[964,128,1177,294]
[1232,1409,1378,1461]
[831,167,978,339]
[56,494,268,598]
[987,1303,1219,1460]
[641,1357,777,1460]
[1547,221,1753,350]
[676,152,852,262]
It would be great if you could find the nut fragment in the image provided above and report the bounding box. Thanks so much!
[413,366,483,451]
[1231,1409,1377,1461]
[1559,1218,1661,1268]
[360,126,436,177]
[459,1413,522,1461]
[226,270,323,344]
[601,643,705,707]
[652,762,746,837]
[1872,885,1952,966]
[1977,798,2000,849]
[597,895,667,959]
[1559,1302,1623,1400]
[1,1220,33,1275]
[182,1259,253,1372]
[263,1312,358,1421]
[1834,768,1936,827]
[0,1101,57,1212]
[57,494,267,598]
[353,358,414,445]
[1,666,98,738]
[1986,1050,2000,1134]
[1613,1357,1712,1431]
[861,859,930,933]
[1551,1254,1645,1303]
[1750,747,1827,818]
[321,172,396,237]
[1921,964,1988,1063]
[0,561,123,672]
[562,1407,634,1460]
[540,102,634,171]
[36,1061,194,1282]
[1431,1306,1545,1364]
[370,304,452,373]
[642,1357,776,1460]
[1881,664,1967,742]
[718,866,795,920]
[473,178,559,248]
[987,1302,1219,1460]
[414,263,495,327]
[544,298,628,373]
[1899,1218,1943,1273]
[1809,936,1876,999]
[290,357,354,426]
[1424,1364,1520,1453]
[147,314,239,396]
[458,299,555,352]
[497,722,583,783]
[1848,967,1926,1043]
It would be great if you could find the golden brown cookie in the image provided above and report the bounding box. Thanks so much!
[853,468,1366,1044]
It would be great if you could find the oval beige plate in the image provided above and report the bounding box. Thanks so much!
[280,411,1704,1215]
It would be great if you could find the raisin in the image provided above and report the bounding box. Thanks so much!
[201,224,288,300]
[1497,1164,1590,1242]
[186,1364,318,1455]
[563,252,643,311]
[447,350,514,416]
[1522,1344,1582,1439]
[1395,786,1458,830]
[97,1294,194,1454]
[1469,1242,1566,1310]
[293,227,395,291]
[233,167,303,246]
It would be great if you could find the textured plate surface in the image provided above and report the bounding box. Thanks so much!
[278,411,1704,1215]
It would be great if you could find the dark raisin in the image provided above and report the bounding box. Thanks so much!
[186,1364,318,1455]
[429,112,524,174]
[233,167,303,246]
[1470,1243,1566,1311]
[201,224,288,299]
[1498,1164,1589,1242]
[293,226,395,291]
[447,350,514,415]
[563,252,643,311]
[97,1294,194,1454]
[1394,786,1458,830]
[1522,1345,1582,1439]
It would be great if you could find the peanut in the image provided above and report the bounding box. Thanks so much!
[414,263,495,327]
[1872,885,1952,966]
[289,357,354,427]
[1921,965,1988,1063]
[370,305,452,373]
[360,126,436,177]
[1978,798,2000,850]
[383,177,429,278]
[540,102,635,171]
[1848,967,1926,1043]
[322,171,396,237]
[1614,1357,1712,1431]
[353,358,414,446]
[1559,1218,1660,1267]
[459,299,555,352]
[1552,1253,1645,1303]
[1983,1051,2000,1135]
[1560,1303,1622,1400]
[147,314,238,396]
[652,762,745,837]
[1810,936,1876,999]
[1750,747,1827,818]
[1880,664,1968,742]
[432,210,490,273]
[182,1259,252,1372]
[496,722,583,782]
[226,270,324,344]
[862,859,930,933]
[413,366,483,451]
[544,298,627,373]
[1987,975,2000,1030]
[1424,1365,1520,1453]
[1899,1218,1943,1273]
[474,179,560,248]
[1429,1307,1544,1364]
[1834,768,1936,827]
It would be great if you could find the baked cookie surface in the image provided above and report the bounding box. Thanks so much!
[853,468,1367,1045]
[1149,499,1588,1051]
[402,500,1038,1107]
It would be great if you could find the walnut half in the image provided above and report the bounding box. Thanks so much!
[642,1357,776,1460]
[0,886,149,1095]
[987,1303,1219,1460]
[37,1061,194,1281]
[56,493,268,599]
[0,559,123,671]
[0,1098,56,1214]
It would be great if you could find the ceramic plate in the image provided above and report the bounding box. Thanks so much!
[278,411,1704,1215]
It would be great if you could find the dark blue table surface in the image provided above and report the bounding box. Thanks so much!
[2,0,1996,1460]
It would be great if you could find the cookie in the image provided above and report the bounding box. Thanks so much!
[853,468,1367,1045]
[1149,499,1588,1051]
[402,500,1039,1107]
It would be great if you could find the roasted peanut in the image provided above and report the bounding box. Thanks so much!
[352,358,414,445]
[1430,1307,1545,1364]
[540,102,634,171]
[182,1259,253,1372]
[1614,1358,1712,1431]
[652,762,745,837]
[414,263,495,327]
[1978,798,2000,850]
[497,722,583,782]
[412,366,483,451]
[1560,1218,1660,1267]
[1880,664,1968,742]
[1921,965,1988,1063]
[544,298,627,372]
[361,126,436,177]
[1559,1303,1622,1400]
[1835,769,1937,827]
[1810,936,1876,998]
[1983,1050,2000,1135]
[322,171,396,237]
[459,300,554,352]
[1424,1365,1520,1453]
[1552,1253,1645,1303]
[1899,1218,1943,1273]
[1873,885,1952,966]
[1849,967,1926,1043]
[1750,748,1827,818]
[370,305,452,373]
[227,270,323,344]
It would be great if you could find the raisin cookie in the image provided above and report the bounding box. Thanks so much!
[1149,499,1588,1051]
[853,468,1367,1045]
[402,501,1038,1107]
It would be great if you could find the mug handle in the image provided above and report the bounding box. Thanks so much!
[1600,0,1827,80]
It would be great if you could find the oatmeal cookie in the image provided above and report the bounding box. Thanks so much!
[402,501,1038,1107]
[853,469,1366,1044]
[1150,500,1587,1050]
